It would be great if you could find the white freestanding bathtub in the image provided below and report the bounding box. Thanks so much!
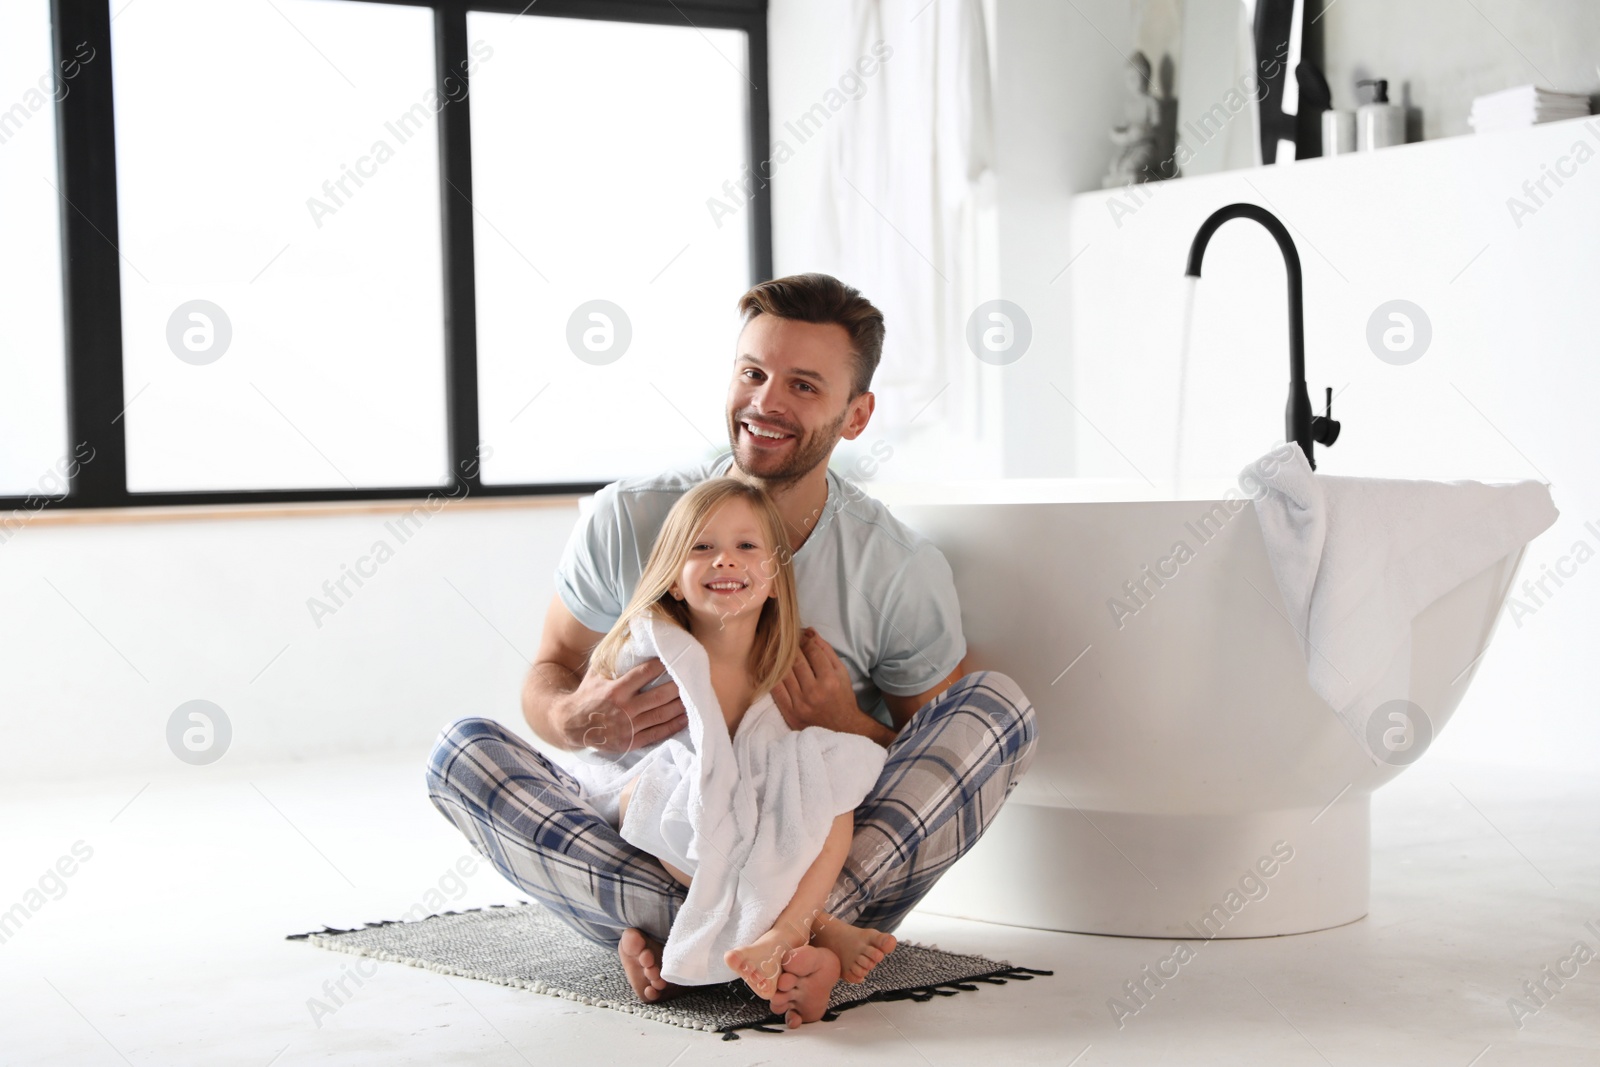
[874,476,1529,938]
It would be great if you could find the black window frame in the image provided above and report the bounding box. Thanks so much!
[20,0,771,511]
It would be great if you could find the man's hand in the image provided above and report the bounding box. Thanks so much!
[553,658,687,754]
[524,596,688,754]
[772,628,896,746]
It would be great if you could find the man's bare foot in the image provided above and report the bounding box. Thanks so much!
[766,944,843,1029]
[724,926,803,1000]
[811,913,896,984]
[618,928,680,1003]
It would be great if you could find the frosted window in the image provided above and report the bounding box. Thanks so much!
[467,12,752,485]
[0,1,70,496]
[112,0,447,492]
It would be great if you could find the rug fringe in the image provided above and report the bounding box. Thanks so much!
[716,964,1055,1039]
[285,902,523,942]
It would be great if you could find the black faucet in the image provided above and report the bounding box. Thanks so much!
[1184,203,1340,471]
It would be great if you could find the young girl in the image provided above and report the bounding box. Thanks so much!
[574,476,897,1026]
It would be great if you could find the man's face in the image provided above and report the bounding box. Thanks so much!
[725,315,872,485]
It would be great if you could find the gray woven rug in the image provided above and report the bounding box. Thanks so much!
[288,901,1049,1039]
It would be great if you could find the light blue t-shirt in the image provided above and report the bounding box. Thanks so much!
[554,452,967,727]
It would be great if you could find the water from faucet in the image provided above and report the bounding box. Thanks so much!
[1173,274,1199,491]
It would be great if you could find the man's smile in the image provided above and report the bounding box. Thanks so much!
[739,419,797,449]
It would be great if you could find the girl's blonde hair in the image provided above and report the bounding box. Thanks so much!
[590,477,800,698]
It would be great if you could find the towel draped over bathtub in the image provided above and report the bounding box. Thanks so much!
[1244,444,1558,763]
[550,613,887,985]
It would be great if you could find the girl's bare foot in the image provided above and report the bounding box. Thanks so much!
[618,928,680,1003]
[724,927,803,1000]
[811,913,896,984]
[767,944,843,1028]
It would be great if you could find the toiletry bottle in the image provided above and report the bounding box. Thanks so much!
[1322,109,1356,155]
[1355,79,1404,150]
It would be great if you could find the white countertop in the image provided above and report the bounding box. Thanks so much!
[864,476,1251,506]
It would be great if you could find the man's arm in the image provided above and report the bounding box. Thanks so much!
[523,595,688,753]
[866,540,970,735]
[880,652,972,732]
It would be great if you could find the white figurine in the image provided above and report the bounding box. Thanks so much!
[1103,51,1164,188]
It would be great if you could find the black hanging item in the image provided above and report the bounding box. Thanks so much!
[1295,60,1333,157]
[1252,0,1329,163]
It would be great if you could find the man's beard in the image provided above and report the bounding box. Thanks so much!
[725,407,847,487]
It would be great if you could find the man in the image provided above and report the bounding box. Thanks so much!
[427,272,1036,1027]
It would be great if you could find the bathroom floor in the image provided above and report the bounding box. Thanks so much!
[5,747,1597,1066]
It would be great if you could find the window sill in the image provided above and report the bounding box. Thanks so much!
[8,493,584,530]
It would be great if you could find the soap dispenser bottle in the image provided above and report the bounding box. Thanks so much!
[1355,79,1405,150]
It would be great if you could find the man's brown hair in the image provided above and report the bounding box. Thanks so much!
[737,273,885,398]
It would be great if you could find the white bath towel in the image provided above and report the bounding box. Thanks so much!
[550,613,887,985]
[1244,444,1558,761]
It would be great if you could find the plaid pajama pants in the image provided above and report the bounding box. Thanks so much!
[424,670,1036,949]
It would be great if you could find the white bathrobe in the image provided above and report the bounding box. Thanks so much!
[550,614,888,985]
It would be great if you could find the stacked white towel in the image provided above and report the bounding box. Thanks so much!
[1469,85,1591,133]
[1244,445,1558,762]
[550,613,887,985]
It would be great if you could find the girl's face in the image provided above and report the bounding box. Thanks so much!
[670,497,779,625]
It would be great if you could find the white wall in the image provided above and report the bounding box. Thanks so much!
[990,0,1130,477]
[1068,116,1600,768]
[1,504,576,783]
